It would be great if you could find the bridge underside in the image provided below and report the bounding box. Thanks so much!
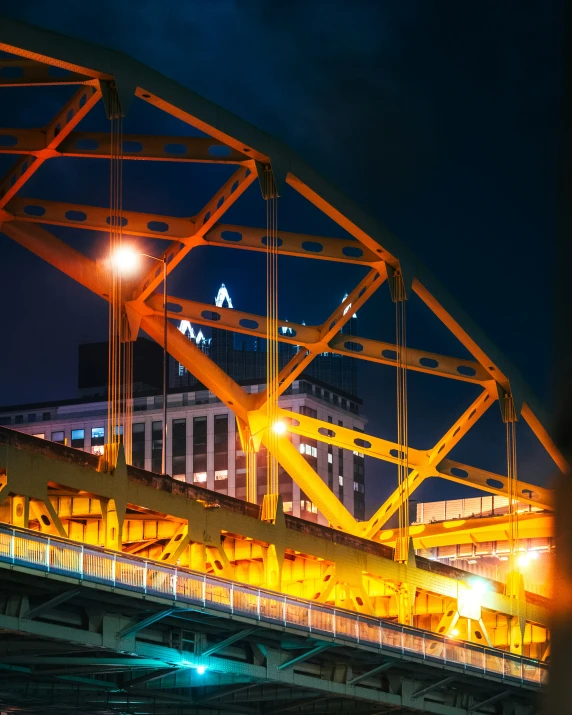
[0,563,542,715]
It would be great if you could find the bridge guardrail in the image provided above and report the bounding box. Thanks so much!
[0,524,547,686]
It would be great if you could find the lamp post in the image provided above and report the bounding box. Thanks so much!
[112,247,168,475]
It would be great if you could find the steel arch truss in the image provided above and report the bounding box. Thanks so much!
[0,16,562,542]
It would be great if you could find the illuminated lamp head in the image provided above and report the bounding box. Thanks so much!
[272,420,287,435]
[111,246,139,274]
[196,665,206,675]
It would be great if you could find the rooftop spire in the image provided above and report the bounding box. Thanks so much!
[215,283,233,309]
[342,293,357,319]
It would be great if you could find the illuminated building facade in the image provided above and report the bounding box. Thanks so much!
[0,377,367,522]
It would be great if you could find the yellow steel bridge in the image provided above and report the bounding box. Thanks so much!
[0,15,560,714]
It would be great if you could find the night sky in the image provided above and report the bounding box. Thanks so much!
[0,2,564,513]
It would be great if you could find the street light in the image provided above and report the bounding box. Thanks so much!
[272,420,287,435]
[112,246,168,475]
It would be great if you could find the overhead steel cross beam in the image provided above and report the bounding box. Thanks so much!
[246,388,546,534]
[0,59,97,86]
[435,458,555,511]
[132,164,257,304]
[255,266,387,412]
[386,511,554,551]
[363,386,497,538]
[0,85,101,210]
[265,406,427,468]
[6,197,195,241]
[0,131,249,163]
[4,197,382,265]
[204,223,379,265]
[145,294,490,384]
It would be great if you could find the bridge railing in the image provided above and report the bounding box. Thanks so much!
[0,524,547,686]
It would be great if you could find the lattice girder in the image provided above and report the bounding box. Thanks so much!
[0,15,563,545]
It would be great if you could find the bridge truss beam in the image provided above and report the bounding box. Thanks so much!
[0,15,561,669]
[0,428,552,662]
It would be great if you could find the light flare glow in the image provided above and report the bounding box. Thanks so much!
[111,246,139,274]
[273,420,287,435]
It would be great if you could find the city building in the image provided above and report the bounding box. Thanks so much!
[0,378,366,523]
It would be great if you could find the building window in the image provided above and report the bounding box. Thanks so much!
[353,430,366,519]
[193,416,207,476]
[71,429,85,449]
[28,413,36,423]
[0,416,10,425]
[91,426,104,454]
[283,501,293,512]
[301,499,318,514]
[51,431,65,444]
[132,422,145,469]
[300,406,317,419]
[328,452,333,464]
[43,412,51,421]
[193,472,207,484]
[215,470,228,480]
[172,418,187,478]
[338,475,344,486]
[32,433,45,439]
[15,415,23,424]
[91,426,105,446]
[152,421,163,474]
[299,443,318,459]
[341,398,347,411]
[214,414,228,472]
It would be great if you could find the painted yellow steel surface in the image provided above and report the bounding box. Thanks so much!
[0,428,552,658]
[0,18,560,666]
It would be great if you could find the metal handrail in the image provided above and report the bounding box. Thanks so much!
[0,524,547,686]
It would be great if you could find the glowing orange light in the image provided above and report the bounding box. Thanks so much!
[518,553,530,568]
[273,420,287,435]
[111,246,139,274]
